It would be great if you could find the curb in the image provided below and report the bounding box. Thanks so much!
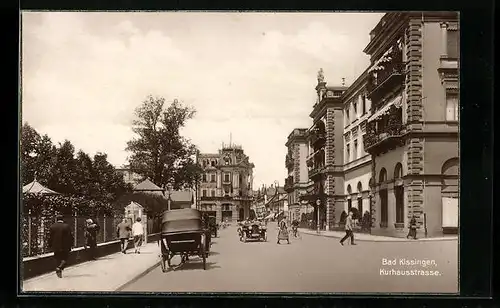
[300,230,458,242]
[114,259,161,291]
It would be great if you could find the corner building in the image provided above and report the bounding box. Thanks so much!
[363,12,459,237]
[197,144,255,223]
[284,128,313,222]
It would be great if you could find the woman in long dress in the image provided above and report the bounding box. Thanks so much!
[277,218,290,244]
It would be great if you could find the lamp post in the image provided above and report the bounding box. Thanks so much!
[274,180,279,215]
[316,199,321,233]
[166,183,173,211]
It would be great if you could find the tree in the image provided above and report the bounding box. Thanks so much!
[126,95,203,190]
[92,152,131,203]
[47,140,78,194]
[20,122,57,186]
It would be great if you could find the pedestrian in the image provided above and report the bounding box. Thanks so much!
[407,215,418,240]
[48,214,74,278]
[132,217,144,254]
[84,218,100,260]
[340,210,356,246]
[277,217,290,244]
[116,218,131,254]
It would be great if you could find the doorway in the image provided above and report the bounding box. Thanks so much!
[238,208,244,221]
[358,197,363,219]
[395,185,404,226]
[380,189,388,228]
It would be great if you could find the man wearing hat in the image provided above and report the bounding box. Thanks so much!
[49,215,74,278]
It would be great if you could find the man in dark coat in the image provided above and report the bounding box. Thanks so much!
[49,215,74,278]
[116,218,131,254]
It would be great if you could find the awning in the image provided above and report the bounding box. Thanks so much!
[368,46,394,73]
[367,95,403,122]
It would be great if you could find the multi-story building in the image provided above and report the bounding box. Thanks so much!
[342,70,373,220]
[197,143,255,223]
[363,12,459,237]
[303,69,348,230]
[284,128,313,222]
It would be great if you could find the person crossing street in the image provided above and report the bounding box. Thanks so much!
[340,210,356,246]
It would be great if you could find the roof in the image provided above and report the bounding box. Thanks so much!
[169,190,194,203]
[23,180,60,195]
[133,179,163,191]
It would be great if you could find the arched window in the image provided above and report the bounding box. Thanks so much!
[357,182,363,193]
[442,157,459,175]
[394,163,403,179]
[369,177,374,188]
[379,168,387,183]
[347,184,352,195]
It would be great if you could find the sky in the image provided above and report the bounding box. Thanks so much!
[21,11,384,188]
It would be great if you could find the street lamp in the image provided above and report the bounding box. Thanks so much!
[166,183,173,211]
[274,180,279,215]
[316,199,321,233]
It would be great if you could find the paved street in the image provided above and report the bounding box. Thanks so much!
[121,223,458,294]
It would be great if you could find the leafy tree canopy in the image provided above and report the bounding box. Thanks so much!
[126,95,203,190]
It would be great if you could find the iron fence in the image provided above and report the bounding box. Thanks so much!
[21,214,126,258]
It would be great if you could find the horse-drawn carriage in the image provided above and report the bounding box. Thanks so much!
[159,208,210,272]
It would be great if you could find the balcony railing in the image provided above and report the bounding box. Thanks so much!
[363,123,405,152]
[309,131,326,147]
[308,164,325,179]
[285,154,294,169]
[284,176,294,192]
[367,61,405,103]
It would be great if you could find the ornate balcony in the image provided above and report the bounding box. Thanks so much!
[308,164,325,179]
[364,123,405,153]
[285,154,294,169]
[284,176,294,192]
[367,60,405,104]
[309,130,326,147]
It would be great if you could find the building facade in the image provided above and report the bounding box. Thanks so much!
[303,70,348,230]
[363,12,459,237]
[197,143,255,223]
[284,128,313,222]
[342,70,373,221]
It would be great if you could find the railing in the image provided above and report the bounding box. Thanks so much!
[308,164,325,178]
[367,61,405,102]
[285,154,294,168]
[363,123,405,150]
[309,131,326,146]
[284,176,294,192]
[21,214,124,258]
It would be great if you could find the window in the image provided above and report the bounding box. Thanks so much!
[211,174,216,182]
[202,190,207,197]
[224,173,231,183]
[211,160,216,167]
[211,190,215,197]
[346,106,350,124]
[346,144,350,163]
[353,100,358,118]
[353,140,358,160]
[202,174,207,182]
[446,93,459,121]
[447,29,459,59]
[362,95,367,114]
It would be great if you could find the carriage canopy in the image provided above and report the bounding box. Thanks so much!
[161,208,203,234]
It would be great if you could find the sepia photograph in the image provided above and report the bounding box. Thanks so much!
[20,11,459,294]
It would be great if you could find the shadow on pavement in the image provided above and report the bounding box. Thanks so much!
[170,260,220,271]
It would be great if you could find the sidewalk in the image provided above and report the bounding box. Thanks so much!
[298,228,458,242]
[22,242,160,292]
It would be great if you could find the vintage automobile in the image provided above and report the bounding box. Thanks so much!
[240,221,267,242]
[208,215,218,238]
[159,208,210,272]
